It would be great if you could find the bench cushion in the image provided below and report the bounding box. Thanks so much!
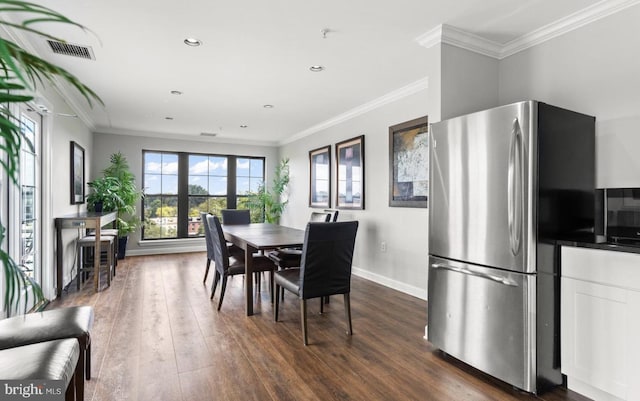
[0,339,79,387]
[0,306,94,350]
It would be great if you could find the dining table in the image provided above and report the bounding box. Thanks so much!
[222,223,305,316]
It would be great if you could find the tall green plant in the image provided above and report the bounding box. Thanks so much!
[248,158,290,224]
[101,152,144,237]
[1,1,102,313]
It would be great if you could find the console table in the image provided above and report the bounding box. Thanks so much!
[55,211,117,296]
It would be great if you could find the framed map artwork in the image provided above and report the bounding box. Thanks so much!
[388,116,428,208]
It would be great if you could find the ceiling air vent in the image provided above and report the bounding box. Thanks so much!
[200,132,218,137]
[46,40,95,60]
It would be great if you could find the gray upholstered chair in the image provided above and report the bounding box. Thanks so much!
[207,214,275,310]
[273,221,358,345]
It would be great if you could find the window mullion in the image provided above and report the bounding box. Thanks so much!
[227,156,237,209]
[177,153,189,238]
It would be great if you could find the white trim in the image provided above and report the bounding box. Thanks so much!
[417,0,640,60]
[416,24,502,59]
[281,77,429,145]
[501,0,640,58]
[352,266,427,300]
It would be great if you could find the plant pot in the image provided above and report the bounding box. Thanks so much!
[117,236,128,260]
[94,202,103,213]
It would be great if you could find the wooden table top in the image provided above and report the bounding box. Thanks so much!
[222,223,305,250]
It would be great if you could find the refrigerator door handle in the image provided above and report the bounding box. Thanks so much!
[508,118,523,256]
[431,263,519,287]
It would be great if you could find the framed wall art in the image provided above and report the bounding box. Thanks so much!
[309,145,331,208]
[389,116,428,208]
[70,141,85,204]
[336,135,364,210]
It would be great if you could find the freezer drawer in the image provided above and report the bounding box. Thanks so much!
[427,255,536,392]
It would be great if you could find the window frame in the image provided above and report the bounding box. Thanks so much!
[142,150,265,240]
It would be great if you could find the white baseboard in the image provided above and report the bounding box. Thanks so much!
[352,266,427,301]
[122,252,428,302]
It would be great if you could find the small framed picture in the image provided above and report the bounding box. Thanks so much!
[309,145,331,208]
[70,141,85,204]
[336,135,364,210]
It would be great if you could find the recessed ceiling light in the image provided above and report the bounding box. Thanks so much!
[184,38,202,47]
[263,104,274,108]
[309,65,324,72]
[165,117,174,120]
[170,90,183,95]
[240,125,248,128]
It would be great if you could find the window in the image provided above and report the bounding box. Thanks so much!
[188,154,228,237]
[18,109,40,280]
[236,157,264,222]
[142,151,265,240]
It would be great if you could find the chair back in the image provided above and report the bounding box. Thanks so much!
[299,221,358,299]
[207,214,230,274]
[201,212,215,259]
[309,212,331,222]
[221,209,250,225]
[324,209,339,222]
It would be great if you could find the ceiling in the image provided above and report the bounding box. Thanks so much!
[12,0,603,145]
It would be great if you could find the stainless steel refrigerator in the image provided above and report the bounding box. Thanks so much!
[427,101,595,394]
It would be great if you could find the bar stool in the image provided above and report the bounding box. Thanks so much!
[77,235,115,290]
[88,228,119,275]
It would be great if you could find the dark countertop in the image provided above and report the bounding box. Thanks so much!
[556,233,640,254]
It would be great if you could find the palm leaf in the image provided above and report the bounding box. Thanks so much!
[1,1,102,313]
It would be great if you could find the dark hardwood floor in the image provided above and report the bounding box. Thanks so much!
[49,252,591,401]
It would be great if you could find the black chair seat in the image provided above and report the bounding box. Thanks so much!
[274,267,301,294]
[0,339,80,401]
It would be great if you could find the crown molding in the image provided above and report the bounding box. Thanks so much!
[501,0,640,58]
[282,77,428,145]
[416,24,503,59]
[417,0,640,60]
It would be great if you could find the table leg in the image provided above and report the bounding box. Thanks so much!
[245,245,257,316]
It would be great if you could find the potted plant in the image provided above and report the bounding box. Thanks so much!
[86,176,122,213]
[101,152,144,258]
[248,158,290,223]
[1,2,101,313]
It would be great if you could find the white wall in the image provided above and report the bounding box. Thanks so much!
[91,132,279,256]
[441,44,500,120]
[498,4,640,188]
[37,85,94,298]
[279,90,431,299]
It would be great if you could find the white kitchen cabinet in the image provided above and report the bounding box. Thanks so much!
[561,246,640,401]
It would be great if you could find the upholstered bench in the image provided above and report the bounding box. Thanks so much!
[0,339,79,401]
[0,306,94,400]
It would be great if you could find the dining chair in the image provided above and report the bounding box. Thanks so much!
[221,209,251,225]
[201,212,215,283]
[324,209,340,222]
[273,221,359,345]
[207,214,276,310]
[267,211,332,270]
